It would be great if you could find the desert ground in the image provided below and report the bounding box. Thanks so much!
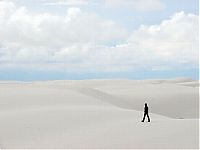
[0,78,199,149]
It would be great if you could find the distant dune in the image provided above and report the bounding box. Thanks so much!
[0,78,199,148]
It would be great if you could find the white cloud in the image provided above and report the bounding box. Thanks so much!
[128,11,198,69]
[105,0,165,11]
[43,0,165,11]
[0,1,198,72]
[44,0,89,6]
[0,1,128,70]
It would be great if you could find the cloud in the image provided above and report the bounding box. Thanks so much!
[105,0,165,11]
[0,1,128,70]
[0,1,198,72]
[128,11,198,69]
[42,0,165,11]
[43,0,89,6]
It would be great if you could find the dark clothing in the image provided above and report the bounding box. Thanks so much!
[144,106,148,113]
[142,105,150,122]
[142,112,150,122]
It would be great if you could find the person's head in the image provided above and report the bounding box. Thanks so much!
[145,103,147,107]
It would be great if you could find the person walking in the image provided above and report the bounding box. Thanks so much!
[141,103,150,122]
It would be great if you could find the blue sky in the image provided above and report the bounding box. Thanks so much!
[0,0,199,80]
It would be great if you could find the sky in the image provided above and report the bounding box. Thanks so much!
[0,0,199,81]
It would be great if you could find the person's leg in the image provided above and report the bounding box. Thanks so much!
[142,113,146,122]
[147,113,150,122]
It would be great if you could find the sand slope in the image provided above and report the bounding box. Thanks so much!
[0,78,199,148]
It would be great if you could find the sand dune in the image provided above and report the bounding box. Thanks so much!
[0,78,199,148]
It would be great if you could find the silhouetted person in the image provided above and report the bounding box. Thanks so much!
[141,103,150,122]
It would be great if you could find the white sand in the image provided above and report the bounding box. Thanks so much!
[0,78,199,148]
